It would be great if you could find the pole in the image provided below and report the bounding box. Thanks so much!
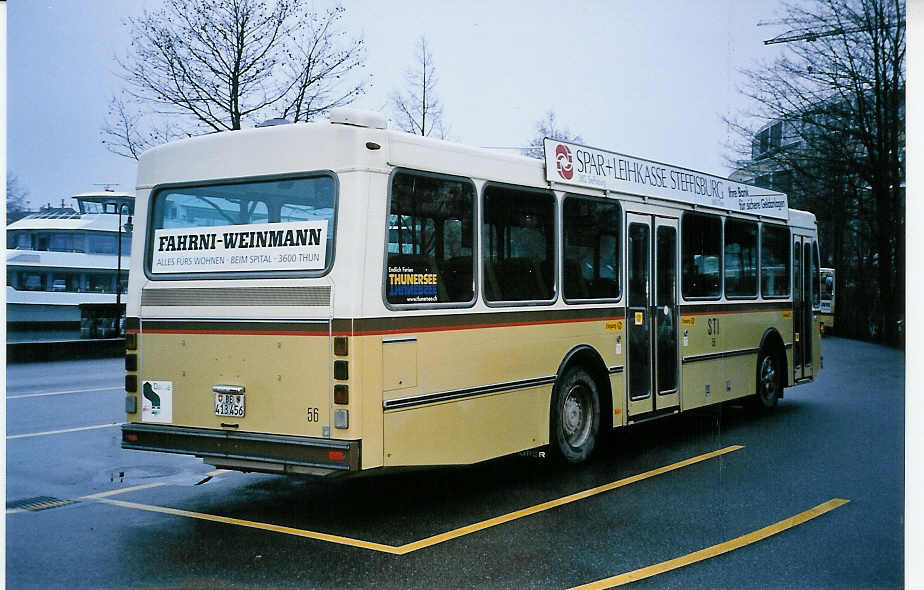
[117,206,123,307]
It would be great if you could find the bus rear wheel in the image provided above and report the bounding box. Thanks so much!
[754,350,781,410]
[550,367,600,463]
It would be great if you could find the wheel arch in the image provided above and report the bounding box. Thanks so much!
[759,327,788,387]
[555,345,613,432]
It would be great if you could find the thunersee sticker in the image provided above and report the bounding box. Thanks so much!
[152,220,328,273]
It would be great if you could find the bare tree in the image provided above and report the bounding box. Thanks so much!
[728,0,904,344]
[6,172,31,222]
[278,6,368,122]
[391,37,446,138]
[102,0,369,158]
[102,96,182,160]
[524,110,584,159]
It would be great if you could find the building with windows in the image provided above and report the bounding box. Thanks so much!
[730,95,906,341]
[729,119,802,193]
[6,191,134,341]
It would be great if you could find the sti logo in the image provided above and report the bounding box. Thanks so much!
[555,144,574,180]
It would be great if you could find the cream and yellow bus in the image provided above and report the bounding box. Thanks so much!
[819,267,835,333]
[121,109,822,477]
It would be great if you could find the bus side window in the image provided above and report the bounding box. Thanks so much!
[385,171,475,306]
[562,195,621,301]
[760,224,790,298]
[681,213,722,299]
[482,185,555,303]
[725,219,758,298]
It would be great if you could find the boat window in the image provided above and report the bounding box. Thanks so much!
[33,234,50,251]
[88,234,117,254]
[51,233,86,252]
[81,201,103,214]
[89,273,112,292]
[22,272,44,291]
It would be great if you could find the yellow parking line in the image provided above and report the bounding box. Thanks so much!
[96,498,403,554]
[6,483,168,515]
[395,445,744,554]
[82,482,167,500]
[93,445,743,555]
[568,498,850,589]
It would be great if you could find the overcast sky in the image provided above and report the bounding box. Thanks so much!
[8,0,787,208]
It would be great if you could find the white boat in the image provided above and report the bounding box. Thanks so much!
[6,191,134,342]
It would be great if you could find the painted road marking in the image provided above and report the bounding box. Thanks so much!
[7,482,169,515]
[7,422,125,440]
[7,386,122,400]
[397,445,744,553]
[98,498,403,554]
[94,445,744,554]
[568,498,850,589]
[81,482,168,500]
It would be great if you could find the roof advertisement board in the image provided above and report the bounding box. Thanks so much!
[544,138,788,220]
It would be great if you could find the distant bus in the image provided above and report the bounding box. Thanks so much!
[819,267,835,333]
[121,109,822,477]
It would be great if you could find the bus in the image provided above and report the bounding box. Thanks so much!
[819,267,835,333]
[121,108,822,477]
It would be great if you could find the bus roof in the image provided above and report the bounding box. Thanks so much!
[137,109,796,223]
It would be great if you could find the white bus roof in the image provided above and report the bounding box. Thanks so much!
[137,110,796,223]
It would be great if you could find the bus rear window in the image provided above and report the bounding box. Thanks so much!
[149,175,336,276]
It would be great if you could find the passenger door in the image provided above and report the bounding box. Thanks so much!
[626,213,680,418]
[793,236,814,381]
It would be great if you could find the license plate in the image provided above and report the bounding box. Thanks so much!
[215,393,245,417]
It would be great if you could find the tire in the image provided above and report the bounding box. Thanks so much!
[754,349,781,410]
[550,367,600,463]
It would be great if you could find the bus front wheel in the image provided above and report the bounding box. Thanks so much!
[754,350,781,410]
[550,367,600,463]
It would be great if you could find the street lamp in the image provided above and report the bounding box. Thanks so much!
[117,205,133,308]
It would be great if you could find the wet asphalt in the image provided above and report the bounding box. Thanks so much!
[5,336,904,589]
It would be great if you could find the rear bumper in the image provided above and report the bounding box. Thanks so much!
[121,423,360,476]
